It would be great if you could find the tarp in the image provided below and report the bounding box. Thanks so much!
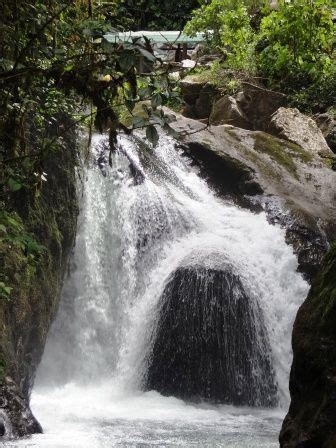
[104,31,205,45]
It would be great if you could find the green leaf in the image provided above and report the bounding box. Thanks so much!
[2,214,23,232]
[8,178,23,192]
[119,51,136,72]
[146,125,159,146]
[151,93,162,109]
[0,282,12,300]
[125,99,135,112]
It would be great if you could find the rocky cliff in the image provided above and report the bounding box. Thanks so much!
[280,245,336,448]
[0,123,78,437]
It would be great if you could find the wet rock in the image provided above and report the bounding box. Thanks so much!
[0,419,5,436]
[280,245,336,448]
[168,111,336,281]
[180,141,263,201]
[0,114,78,436]
[146,265,278,406]
[0,377,42,438]
[270,108,334,159]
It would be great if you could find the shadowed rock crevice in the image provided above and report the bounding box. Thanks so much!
[145,265,278,407]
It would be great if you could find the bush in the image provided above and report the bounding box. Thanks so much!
[257,0,334,89]
[184,0,265,71]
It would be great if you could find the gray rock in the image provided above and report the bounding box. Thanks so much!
[180,76,206,107]
[279,246,336,448]
[315,112,336,154]
[208,83,286,131]
[210,95,251,128]
[194,83,218,118]
[237,82,287,131]
[270,107,334,159]
[180,76,218,119]
[0,377,42,438]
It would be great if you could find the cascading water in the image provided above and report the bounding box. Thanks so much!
[5,133,309,447]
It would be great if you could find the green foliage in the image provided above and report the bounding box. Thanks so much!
[0,210,46,300]
[184,0,335,111]
[289,65,336,113]
[184,0,267,70]
[0,0,184,201]
[257,0,334,89]
[0,281,12,300]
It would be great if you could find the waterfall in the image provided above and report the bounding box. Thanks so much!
[7,133,309,447]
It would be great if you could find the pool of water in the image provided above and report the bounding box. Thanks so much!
[3,383,283,447]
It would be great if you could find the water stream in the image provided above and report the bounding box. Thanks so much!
[5,133,309,447]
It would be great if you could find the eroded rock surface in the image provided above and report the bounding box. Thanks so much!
[146,265,277,406]
[169,111,336,280]
[211,95,251,129]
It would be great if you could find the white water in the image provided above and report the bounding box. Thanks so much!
[4,134,309,447]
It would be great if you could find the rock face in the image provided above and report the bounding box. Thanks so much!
[211,82,287,131]
[170,111,336,281]
[211,95,251,129]
[237,83,287,131]
[0,377,42,438]
[270,108,334,159]
[315,113,336,154]
[146,265,278,406]
[280,244,336,448]
[180,76,218,119]
[181,79,287,130]
[0,118,78,437]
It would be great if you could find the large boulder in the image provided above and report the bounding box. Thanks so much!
[169,110,336,281]
[280,244,336,448]
[210,95,251,129]
[145,265,278,406]
[237,82,287,131]
[270,108,334,159]
[180,76,218,119]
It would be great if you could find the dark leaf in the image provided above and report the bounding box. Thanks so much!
[8,178,23,192]
[146,125,159,146]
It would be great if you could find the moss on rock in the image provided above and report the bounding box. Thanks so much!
[253,132,313,178]
[0,122,78,436]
